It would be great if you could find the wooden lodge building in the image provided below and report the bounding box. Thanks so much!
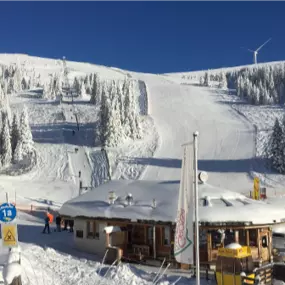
[59,180,285,268]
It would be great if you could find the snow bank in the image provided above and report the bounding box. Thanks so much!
[2,247,22,285]
[18,244,193,285]
[3,262,21,285]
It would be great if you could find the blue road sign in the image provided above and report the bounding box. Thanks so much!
[0,203,17,223]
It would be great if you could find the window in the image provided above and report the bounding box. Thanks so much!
[199,230,207,249]
[86,221,100,239]
[211,230,223,249]
[249,229,257,246]
[239,229,246,245]
[148,227,153,244]
[261,236,268,248]
[163,226,170,246]
[224,230,235,246]
[76,230,83,238]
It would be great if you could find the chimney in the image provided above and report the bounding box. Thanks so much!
[108,191,116,205]
[126,193,133,206]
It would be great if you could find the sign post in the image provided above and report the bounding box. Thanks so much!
[1,223,18,248]
[0,203,17,223]
[0,203,18,248]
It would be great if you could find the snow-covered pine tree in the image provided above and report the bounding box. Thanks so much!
[269,118,284,173]
[117,81,125,125]
[19,106,34,156]
[1,113,12,166]
[7,78,14,94]
[90,73,99,105]
[104,80,124,146]
[83,75,91,94]
[13,141,23,163]
[88,73,92,84]
[73,77,81,96]
[98,83,109,146]
[21,77,28,90]
[123,79,132,137]
[42,82,49,99]
[78,82,86,98]
[13,66,22,93]
[11,112,20,155]
[204,72,209,87]
[218,72,227,89]
[0,83,4,102]
[53,74,62,99]
[28,70,36,90]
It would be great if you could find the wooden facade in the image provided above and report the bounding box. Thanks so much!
[72,216,276,268]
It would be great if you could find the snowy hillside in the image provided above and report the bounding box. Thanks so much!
[0,54,284,207]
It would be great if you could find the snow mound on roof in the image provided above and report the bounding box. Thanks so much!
[60,180,285,225]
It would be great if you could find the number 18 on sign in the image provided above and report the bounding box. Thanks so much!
[0,203,17,223]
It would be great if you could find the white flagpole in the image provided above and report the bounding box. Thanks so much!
[193,131,200,285]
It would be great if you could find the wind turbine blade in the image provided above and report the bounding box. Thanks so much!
[240,46,254,53]
[256,38,272,52]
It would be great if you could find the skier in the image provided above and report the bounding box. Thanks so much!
[42,212,51,234]
[55,214,62,232]
[72,130,75,136]
[79,171,81,178]
[69,220,74,233]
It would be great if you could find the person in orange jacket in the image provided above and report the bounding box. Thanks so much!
[47,212,54,224]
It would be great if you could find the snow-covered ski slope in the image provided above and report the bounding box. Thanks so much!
[0,54,284,205]
[130,74,255,193]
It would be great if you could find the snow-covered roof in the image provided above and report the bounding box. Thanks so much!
[59,180,285,225]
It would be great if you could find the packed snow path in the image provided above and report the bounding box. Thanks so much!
[61,97,93,191]
[136,75,255,193]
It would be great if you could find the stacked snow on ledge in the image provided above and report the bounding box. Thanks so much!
[225,243,242,249]
[60,180,285,225]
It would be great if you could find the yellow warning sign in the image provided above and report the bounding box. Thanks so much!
[253,177,260,200]
[1,223,18,247]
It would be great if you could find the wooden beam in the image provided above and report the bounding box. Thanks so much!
[153,225,156,259]
[106,233,110,247]
[234,230,239,243]
[246,229,250,246]
[257,229,261,260]
[207,231,212,262]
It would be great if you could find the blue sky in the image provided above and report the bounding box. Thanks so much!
[0,2,284,73]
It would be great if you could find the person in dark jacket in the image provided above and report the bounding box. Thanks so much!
[42,214,50,234]
[63,219,68,231]
[55,215,62,232]
[69,220,74,233]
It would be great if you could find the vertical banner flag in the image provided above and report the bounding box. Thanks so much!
[174,144,194,264]
[253,177,260,200]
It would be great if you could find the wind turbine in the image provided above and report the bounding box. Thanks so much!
[247,38,272,64]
